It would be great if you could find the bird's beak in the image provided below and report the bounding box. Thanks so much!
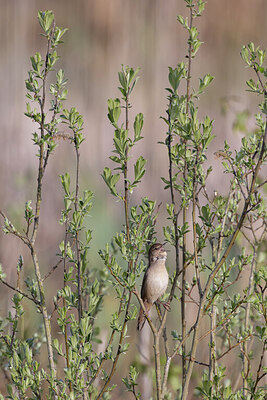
[160,244,167,252]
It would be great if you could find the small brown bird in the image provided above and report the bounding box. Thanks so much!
[137,243,169,330]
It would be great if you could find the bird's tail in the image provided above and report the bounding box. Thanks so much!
[137,301,151,331]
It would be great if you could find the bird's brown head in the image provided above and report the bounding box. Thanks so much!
[148,243,167,263]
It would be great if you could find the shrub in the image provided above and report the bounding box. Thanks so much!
[0,2,266,399]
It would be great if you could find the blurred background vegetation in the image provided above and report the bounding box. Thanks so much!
[0,0,266,398]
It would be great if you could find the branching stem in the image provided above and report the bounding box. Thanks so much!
[181,116,267,400]
[181,5,193,389]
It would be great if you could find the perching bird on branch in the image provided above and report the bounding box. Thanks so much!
[137,243,169,330]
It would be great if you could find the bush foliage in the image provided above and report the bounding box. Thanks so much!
[0,2,266,399]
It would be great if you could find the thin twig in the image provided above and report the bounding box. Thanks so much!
[0,278,40,305]
[217,334,252,361]
[43,260,62,281]
[252,343,266,394]
[0,210,31,248]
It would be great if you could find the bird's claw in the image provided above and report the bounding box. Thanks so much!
[162,301,171,311]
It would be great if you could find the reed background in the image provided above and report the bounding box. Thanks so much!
[0,0,266,398]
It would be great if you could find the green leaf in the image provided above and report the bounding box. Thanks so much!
[169,104,180,122]
[128,66,140,87]
[38,10,54,35]
[200,205,212,227]
[60,173,70,195]
[171,330,180,340]
[118,70,127,91]
[107,98,121,126]
[80,316,92,338]
[168,64,186,92]
[257,49,266,66]
[120,342,130,354]
[168,67,179,92]
[133,113,144,141]
[241,46,250,65]
[133,156,146,184]
[53,27,68,45]
[102,167,120,197]
[198,73,214,94]
[177,15,188,29]
[118,66,140,98]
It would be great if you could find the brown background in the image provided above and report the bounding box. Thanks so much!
[0,0,266,398]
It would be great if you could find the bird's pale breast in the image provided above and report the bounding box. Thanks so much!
[144,262,168,304]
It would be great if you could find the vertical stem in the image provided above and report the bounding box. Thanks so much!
[124,93,130,245]
[31,22,55,246]
[209,242,217,385]
[154,334,162,400]
[167,99,175,206]
[192,153,201,296]
[63,219,71,392]
[181,5,193,387]
[181,300,202,400]
[181,223,187,386]
[31,249,57,398]
[73,139,88,400]
[74,141,82,322]
[139,325,152,400]
[28,23,58,398]
[97,78,135,398]
[243,249,256,393]
[209,303,216,381]
[96,293,133,399]
[31,142,44,245]
[167,98,180,278]
[17,259,24,342]
[166,96,181,397]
